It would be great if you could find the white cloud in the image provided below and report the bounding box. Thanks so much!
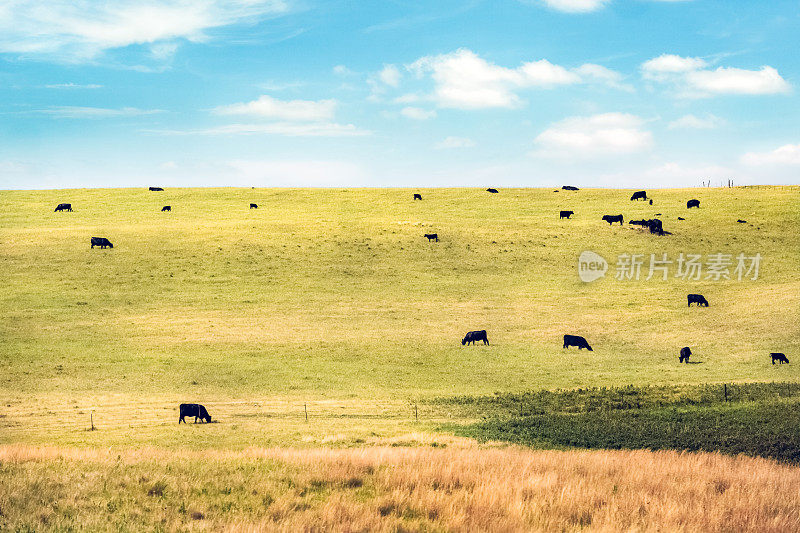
[533,112,653,157]
[667,113,721,129]
[400,107,436,120]
[38,106,163,118]
[574,63,633,91]
[214,95,337,121]
[333,65,353,76]
[541,0,609,13]
[153,122,370,137]
[379,65,402,87]
[407,49,583,109]
[0,0,290,62]
[435,136,476,149]
[642,54,790,96]
[741,143,800,166]
[686,66,790,95]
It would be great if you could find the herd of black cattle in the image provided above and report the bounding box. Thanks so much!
[49,185,789,423]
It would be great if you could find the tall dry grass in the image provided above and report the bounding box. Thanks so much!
[2,444,799,531]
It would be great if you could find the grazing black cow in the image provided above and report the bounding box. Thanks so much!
[687,294,708,307]
[679,347,692,363]
[602,214,623,225]
[562,185,579,191]
[629,219,649,226]
[649,199,653,206]
[250,203,258,209]
[687,199,700,208]
[413,193,422,200]
[771,353,789,365]
[630,190,647,201]
[462,330,489,345]
[647,219,664,235]
[54,203,72,212]
[90,237,113,249]
[737,219,747,223]
[654,213,661,216]
[149,187,164,191]
[486,188,499,193]
[560,210,574,219]
[424,233,439,242]
[179,403,212,423]
[677,217,685,220]
[162,205,171,212]
[563,335,593,351]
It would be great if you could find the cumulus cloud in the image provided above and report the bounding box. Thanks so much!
[642,54,790,96]
[667,113,721,129]
[741,143,800,166]
[214,95,336,121]
[407,49,627,109]
[533,112,653,157]
[0,0,290,62]
[541,0,609,13]
[435,136,476,149]
[379,65,402,87]
[400,107,436,120]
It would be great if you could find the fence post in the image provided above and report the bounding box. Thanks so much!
[90,411,95,431]
[414,403,418,421]
[304,403,308,422]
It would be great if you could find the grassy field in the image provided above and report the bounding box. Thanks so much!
[3,444,800,532]
[1,186,798,448]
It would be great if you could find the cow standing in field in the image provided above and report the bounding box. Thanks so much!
[179,403,212,423]
[54,203,72,212]
[90,237,113,249]
[687,199,700,208]
[162,206,171,212]
[462,330,489,345]
[486,188,499,194]
[687,294,709,307]
[602,214,623,225]
[563,335,593,351]
[149,187,164,191]
[771,353,789,365]
[413,193,422,200]
[562,186,579,191]
[424,233,439,242]
[250,203,258,209]
[679,347,692,363]
[629,219,649,227]
[560,210,574,219]
[630,191,647,201]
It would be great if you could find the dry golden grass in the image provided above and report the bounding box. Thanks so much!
[2,444,799,532]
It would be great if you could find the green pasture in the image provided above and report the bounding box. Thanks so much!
[1,186,798,447]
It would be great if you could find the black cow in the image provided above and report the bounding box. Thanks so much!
[54,203,72,212]
[562,185,579,191]
[630,190,647,201]
[771,353,789,365]
[424,233,439,242]
[679,347,692,363]
[687,199,700,208]
[413,193,422,200]
[737,219,747,223]
[486,188,499,193]
[563,335,592,351]
[462,330,489,345]
[677,217,685,220]
[687,294,708,307]
[602,214,623,225]
[647,219,664,235]
[250,203,258,209]
[149,187,164,191]
[560,210,574,219]
[179,403,212,423]
[649,199,653,205]
[629,219,649,226]
[90,237,113,249]
[162,205,171,212]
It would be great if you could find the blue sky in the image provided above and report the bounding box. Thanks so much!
[1,0,799,189]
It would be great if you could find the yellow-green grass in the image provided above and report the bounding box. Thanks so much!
[2,444,800,532]
[1,187,798,447]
